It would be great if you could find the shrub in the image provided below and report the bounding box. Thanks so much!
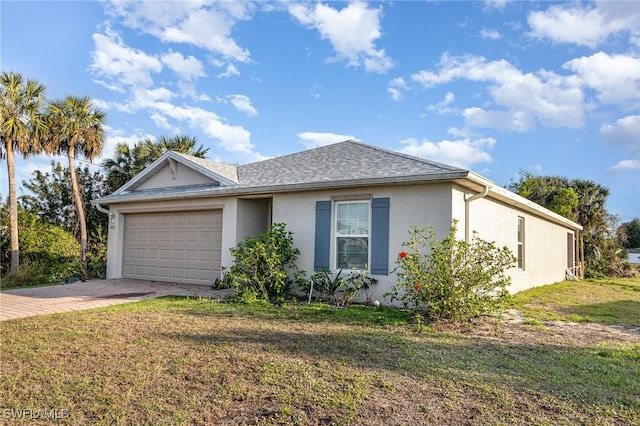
[385,221,516,323]
[225,223,305,304]
[1,211,81,287]
[305,268,377,306]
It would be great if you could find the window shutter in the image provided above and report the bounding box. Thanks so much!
[314,201,331,271]
[370,197,390,275]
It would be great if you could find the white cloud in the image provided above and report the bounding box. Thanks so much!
[609,159,640,173]
[90,29,162,89]
[150,113,180,132]
[150,102,254,155]
[227,94,258,116]
[100,128,153,163]
[387,77,407,102]
[463,107,535,132]
[528,2,640,47]
[427,91,456,115]
[90,98,112,111]
[217,63,240,78]
[161,51,204,80]
[289,1,394,73]
[103,0,252,62]
[399,137,495,168]
[297,132,357,148]
[479,28,502,40]
[484,0,509,10]
[601,115,640,175]
[412,54,584,131]
[563,52,640,106]
[114,88,258,158]
[600,115,640,148]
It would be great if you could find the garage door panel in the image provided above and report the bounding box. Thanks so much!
[158,267,170,279]
[123,210,222,285]
[199,251,213,262]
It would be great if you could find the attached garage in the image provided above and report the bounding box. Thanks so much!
[122,210,222,285]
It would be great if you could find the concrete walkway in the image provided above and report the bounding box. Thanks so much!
[0,279,233,321]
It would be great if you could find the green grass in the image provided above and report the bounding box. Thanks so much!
[1,282,639,425]
[511,277,640,327]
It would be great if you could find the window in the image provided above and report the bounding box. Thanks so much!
[517,216,525,269]
[335,201,370,269]
[314,198,389,275]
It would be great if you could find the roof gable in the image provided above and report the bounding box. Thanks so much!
[112,151,238,195]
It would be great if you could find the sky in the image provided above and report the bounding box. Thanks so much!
[1,0,639,221]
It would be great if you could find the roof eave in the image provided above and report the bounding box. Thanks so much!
[462,172,583,231]
[92,171,470,205]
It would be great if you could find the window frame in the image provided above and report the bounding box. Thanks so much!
[333,200,371,271]
[517,216,525,270]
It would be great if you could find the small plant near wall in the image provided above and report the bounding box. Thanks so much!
[225,223,306,304]
[385,220,516,324]
[306,267,377,306]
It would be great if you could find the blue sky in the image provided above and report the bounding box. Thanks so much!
[1,0,639,221]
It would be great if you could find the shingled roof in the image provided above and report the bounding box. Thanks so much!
[95,140,472,203]
[237,140,466,187]
[93,140,583,231]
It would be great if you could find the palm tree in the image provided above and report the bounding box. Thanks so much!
[102,135,209,193]
[46,96,105,265]
[102,142,148,193]
[144,135,209,160]
[0,71,47,273]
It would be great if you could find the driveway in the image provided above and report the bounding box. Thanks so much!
[0,279,233,321]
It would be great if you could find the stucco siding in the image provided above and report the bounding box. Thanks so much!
[236,198,270,243]
[136,163,217,190]
[271,183,455,300]
[454,188,576,293]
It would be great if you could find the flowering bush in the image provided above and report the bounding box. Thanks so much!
[385,221,516,323]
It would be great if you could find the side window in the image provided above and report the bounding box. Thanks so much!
[517,216,525,270]
[335,201,370,270]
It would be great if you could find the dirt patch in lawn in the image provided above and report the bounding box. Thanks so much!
[463,310,640,347]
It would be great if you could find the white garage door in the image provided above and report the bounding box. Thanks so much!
[123,210,222,285]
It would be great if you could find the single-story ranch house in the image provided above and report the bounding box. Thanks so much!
[93,140,583,299]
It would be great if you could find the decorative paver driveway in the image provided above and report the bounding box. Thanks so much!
[0,279,232,321]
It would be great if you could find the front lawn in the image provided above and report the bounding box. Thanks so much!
[0,279,638,425]
[511,277,640,327]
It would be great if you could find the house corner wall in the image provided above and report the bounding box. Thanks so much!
[106,211,125,279]
[453,186,577,293]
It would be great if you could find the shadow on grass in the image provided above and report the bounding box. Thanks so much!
[157,319,640,410]
[556,300,640,327]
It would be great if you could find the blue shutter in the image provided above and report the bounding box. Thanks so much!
[370,197,390,275]
[314,201,331,271]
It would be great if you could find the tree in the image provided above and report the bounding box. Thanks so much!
[102,134,209,193]
[20,161,107,238]
[509,172,579,220]
[0,71,47,273]
[143,134,209,160]
[509,172,629,277]
[102,142,147,194]
[619,218,640,249]
[46,96,105,264]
